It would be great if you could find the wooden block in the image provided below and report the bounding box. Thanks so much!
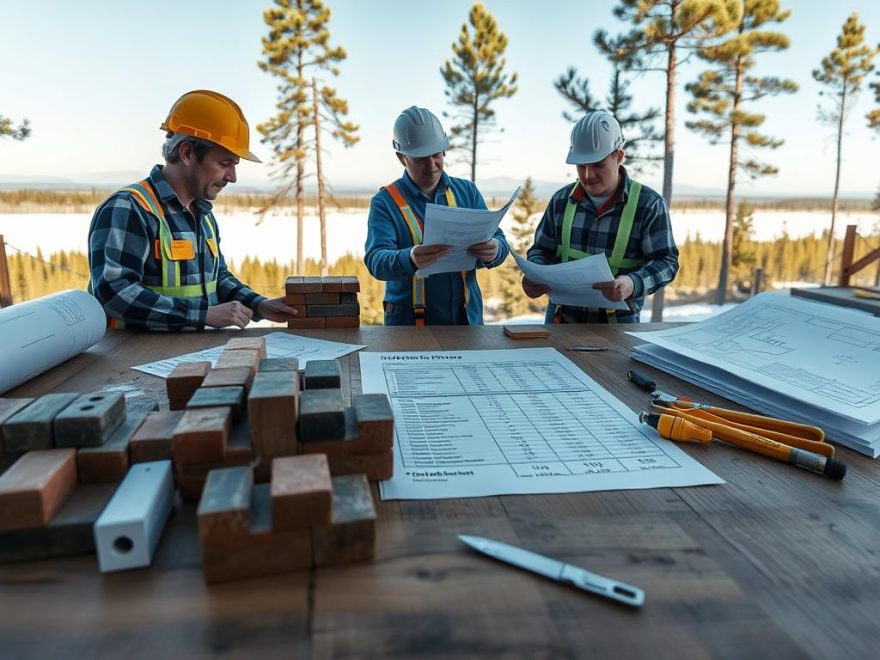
[306,303,360,317]
[0,398,35,453]
[323,275,360,293]
[0,483,116,564]
[197,466,253,543]
[303,359,342,390]
[166,361,210,410]
[187,386,246,422]
[325,449,393,481]
[271,455,332,531]
[502,325,550,339]
[224,336,267,360]
[215,349,260,374]
[305,292,341,305]
[249,371,298,464]
[130,410,185,463]
[202,367,254,392]
[54,391,126,448]
[312,474,376,567]
[172,407,231,465]
[77,407,151,483]
[284,293,305,305]
[259,357,299,373]
[0,449,77,531]
[201,483,312,584]
[2,393,79,452]
[226,422,254,463]
[353,394,394,451]
[285,275,322,294]
[299,389,346,442]
[287,316,326,329]
[324,315,360,328]
[300,408,358,455]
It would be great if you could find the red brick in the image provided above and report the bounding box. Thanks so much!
[130,411,185,463]
[0,449,77,531]
[271,455,332,531]
[167,361,210,410]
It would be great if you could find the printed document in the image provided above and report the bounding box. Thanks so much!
[359,347,723,500]
[512,251,629,310]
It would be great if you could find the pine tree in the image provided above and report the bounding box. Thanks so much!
[258,0,359,275]
[813,13,877,285]
[497,177,543,319]
[686,0,796,304]
[730,201,757,288]
[0,115,30,141]
[441,2,518,182]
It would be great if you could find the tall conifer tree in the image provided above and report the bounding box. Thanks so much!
[0,115,30,140]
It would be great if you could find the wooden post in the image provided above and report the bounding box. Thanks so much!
[838,224,857,287]
[0,234,12,308]
[751,268,763,297]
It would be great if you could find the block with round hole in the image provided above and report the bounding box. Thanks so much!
[54,391,126,448]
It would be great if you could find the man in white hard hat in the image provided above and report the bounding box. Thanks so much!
[364,106,509,325]
[523,110,678,323]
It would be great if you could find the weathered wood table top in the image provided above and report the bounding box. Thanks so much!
[2,324,878,659]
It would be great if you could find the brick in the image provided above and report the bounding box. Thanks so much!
[325,449,394,481]
[77,407,151,483]
[288,317,326,329]
[187,386,246,422]
[215,349,260,374]
[226,422,255,463]
[353,394,395,451]
[300,408,358,455]
[130,410,185,463]
[304,359,342,390]
[259,357,299,373]
[307,303,360,318]
[285,275,322,294]
[339,292,358,304]
[290,305,307,318]
[324,315,360,328]
[312,474,376,566]
[176,425,255,503]
[0,398,35,453]
[166,361,210,410]
[323,275,360,293]
[172,407,231,465]
[54,391,126,448]
[0,449,77,531]
[249,372,298,464]
[284,293,306,305]
[271,455,332,531]
[320,275,342,291]
[299,389,346,442]
[197,466,253,543]
[224,337,267,359]
[305,292,340,305]
[2,393,79,452]
[202,367,254,392]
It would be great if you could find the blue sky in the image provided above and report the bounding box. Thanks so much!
[1,0,879,196]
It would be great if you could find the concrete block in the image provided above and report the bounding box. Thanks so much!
[271,455,332,531]
[172,407,231,465]
[353,394,395,451]
[0,449,77,531]
[93,460,174,573]
[324,315,360,328]
[300,408,359,455]
[249,371,298,463]
[130,410,185,463]
[0,398,35,453]
[197,466,253,543]
[287,317,326,329]
[259,357,299,373]
[166,361,210,410]
[312,474,376,567]
[2,393,79,452]
[77,407,151,483]
[303,359,342,390]
[187,386,246,422]
[215,349,260,374]
[305,292,340,305]
[54,391,126,448]
[298,389,346,442]
[306,303,360,318]
[202,367,254,393]
[224,336,267,360]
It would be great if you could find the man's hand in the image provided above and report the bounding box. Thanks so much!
[411,243,451,269]
[467,238,499,264]
[522,277,551,299]
[258,298,300,323]
[206,301,254,329]
[593,275,634,302]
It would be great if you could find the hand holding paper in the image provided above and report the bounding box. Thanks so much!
[512,251,630,310]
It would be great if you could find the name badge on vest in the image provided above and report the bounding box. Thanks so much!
[205,237,219,258]
[169,239,195,260]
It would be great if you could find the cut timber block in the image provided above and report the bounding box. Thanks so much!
[215,349,260,374]
[305,292,340,305]
[172,407,231,465]
[93,460,174,573]
[298,389,346,442]
[224,336,267,360]
[271,455,332,531]
[77,407,152,483]
[353,394,394,451]
[312,474,376,567]
[166,361,210,410]
[202,367,254,392]
[2,393,79,452]
[259,357,299,373]
[303,359,342,390]
[323,276,360,293]
[306,303,360,318]
[0,449,78,531]
[249,371,298,463]
[54,391,126,448]
[201,483,312,584]
[325,449,393,481]
[287,317,326,329]
[226,422,255,463]
[187,386,245,422]
[130,410,184,463]
[197,466,253,543]
[0,398,35,453]
[0,483,117,564]
[324,316,360,328]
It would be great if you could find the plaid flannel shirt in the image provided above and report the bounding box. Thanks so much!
[527,167,678,323]
[88,165,264,331]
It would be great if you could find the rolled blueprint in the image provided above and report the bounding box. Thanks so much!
[0,289,106,394]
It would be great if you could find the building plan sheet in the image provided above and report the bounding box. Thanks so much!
[132,331,365,378]
[415,187,519,277]
[511,251,629,311]
[359,347,723,500]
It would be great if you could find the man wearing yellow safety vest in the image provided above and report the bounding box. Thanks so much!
[523,110,678,323]
[364,106,509,326]
[88,90,298,331]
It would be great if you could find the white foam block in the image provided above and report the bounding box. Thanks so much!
[93,460,174,573]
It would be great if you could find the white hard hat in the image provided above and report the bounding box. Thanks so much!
[392,106,450,158]
[566,110,625,165]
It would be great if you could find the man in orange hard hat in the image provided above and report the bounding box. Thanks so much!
[88,90,298,330]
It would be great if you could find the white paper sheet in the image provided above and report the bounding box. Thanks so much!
[359,347,723,500]
[415,187,519,277]
[132,331,365,378]
[0,289,106,394]
[511,251,629,310]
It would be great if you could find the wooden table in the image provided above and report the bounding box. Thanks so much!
[2,324,879,658]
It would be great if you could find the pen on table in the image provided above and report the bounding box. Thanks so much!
[568,345,609,352]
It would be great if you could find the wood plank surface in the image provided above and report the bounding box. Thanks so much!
[1,323,878,658]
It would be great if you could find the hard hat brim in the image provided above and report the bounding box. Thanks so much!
[566,149,612,166]
[396,136,450,158]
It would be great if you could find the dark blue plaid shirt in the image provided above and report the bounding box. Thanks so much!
[88,165,264,331]
[527,166,678,323]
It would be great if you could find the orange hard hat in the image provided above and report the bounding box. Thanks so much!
[160,90,261,162]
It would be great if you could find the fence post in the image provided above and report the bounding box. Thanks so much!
[838,224,857,287]
[0,235,12,308]
[751,267,763,297]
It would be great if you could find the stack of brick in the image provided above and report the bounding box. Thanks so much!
[285,275,360,329]
[197,454,376,583]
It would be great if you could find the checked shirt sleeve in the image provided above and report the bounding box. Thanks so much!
[627,196,679,299]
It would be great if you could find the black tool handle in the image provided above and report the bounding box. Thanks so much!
[627,369,656,393]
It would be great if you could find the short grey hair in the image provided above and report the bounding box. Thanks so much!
[162,132,214,163]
